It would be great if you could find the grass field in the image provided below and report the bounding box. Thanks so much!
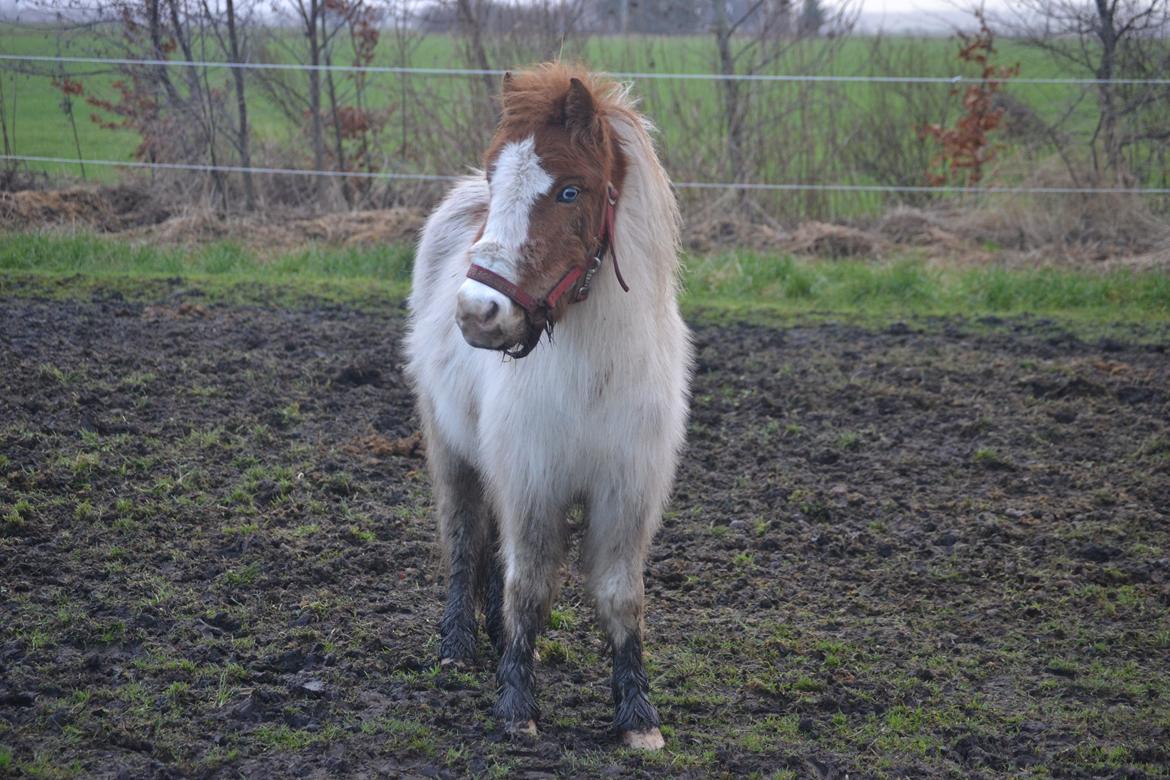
[2,232,1169,325]
[1,21,1104,214]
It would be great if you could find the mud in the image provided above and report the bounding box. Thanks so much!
[2,291,1168,778]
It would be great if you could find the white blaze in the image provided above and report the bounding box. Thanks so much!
[475,135,554,274]
[459,134,554,315]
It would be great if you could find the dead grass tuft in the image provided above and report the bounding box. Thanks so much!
[947,158,1170,256]
[683,215,787,254]
[788,221,886,259]
[344,432,425,461]
[0,185,170,232]
[4,179,1169,270]
[135,207,425,251]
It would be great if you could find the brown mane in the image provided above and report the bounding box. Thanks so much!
[496,63,631,138]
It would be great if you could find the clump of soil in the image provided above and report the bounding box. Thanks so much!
[2,287,1168,778]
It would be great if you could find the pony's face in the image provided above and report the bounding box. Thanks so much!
[456,76,622,356]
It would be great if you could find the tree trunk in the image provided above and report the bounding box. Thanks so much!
[713,0,746,195]
[225,0,256,210]
[305,0,327,202]
[166,0,227,207]
[1094,0,1124,179]
[146,0,183,107]
[456,0,498,121]
[321,12,352,208]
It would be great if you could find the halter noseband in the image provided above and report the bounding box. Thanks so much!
[466,183,628,359]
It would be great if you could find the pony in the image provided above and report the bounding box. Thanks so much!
[404,63,692,750]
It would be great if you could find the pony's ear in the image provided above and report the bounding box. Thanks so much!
[501,71,515,97]
[565,77,600,140]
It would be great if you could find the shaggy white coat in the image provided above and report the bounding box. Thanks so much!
[404,111,692,645]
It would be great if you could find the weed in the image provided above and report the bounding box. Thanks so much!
[536,635,572,665]
[280,402,302,427]
[36,363,70,384]
[732,551,756,570]
[793,675,826,693]
[837,431,861,450]
[5,497,32,525]
[548,606,577,630]
[1046,658,1079,677]
[254,724,320,751]
[972,447,1014,469]
[221,563,261,588]
[345,525,376,544]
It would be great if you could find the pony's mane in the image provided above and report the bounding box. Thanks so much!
[499,62,636,132]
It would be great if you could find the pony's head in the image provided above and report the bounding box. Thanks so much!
[456,65,627,358]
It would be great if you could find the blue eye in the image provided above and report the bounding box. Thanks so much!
[557,186,580,203]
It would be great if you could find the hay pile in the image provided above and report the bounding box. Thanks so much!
[0,185,169,232]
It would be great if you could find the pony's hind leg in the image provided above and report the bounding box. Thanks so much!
[583,498,665,750]
[427,431,493,666]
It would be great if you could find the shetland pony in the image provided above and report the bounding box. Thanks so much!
[404,64,692,749]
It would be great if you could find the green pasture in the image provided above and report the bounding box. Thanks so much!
[1,22,1106,207]
[2,232,1167,328]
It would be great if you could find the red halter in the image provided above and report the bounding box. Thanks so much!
[466,183,628,345]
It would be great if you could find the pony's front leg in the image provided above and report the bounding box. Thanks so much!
[584,498,665,750]
[427,431,493,667]
[493,508,566,736]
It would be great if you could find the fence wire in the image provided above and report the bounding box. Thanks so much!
[3,53,1170,197]
[6,154,1170,195]
[4,53,1170,86]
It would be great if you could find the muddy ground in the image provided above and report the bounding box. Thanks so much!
[1,287,1169,778]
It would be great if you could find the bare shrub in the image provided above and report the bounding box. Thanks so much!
[994,0,1170,188]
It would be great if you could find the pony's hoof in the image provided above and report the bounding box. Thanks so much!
[621,727,665,750]
[504,719,538,738]
[439,656,469,669]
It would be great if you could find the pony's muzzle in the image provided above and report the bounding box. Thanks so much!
[456,278,526,351]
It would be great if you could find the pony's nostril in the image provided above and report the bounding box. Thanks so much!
[483,300,499,323]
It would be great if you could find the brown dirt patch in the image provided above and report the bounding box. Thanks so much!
[2,288,1168,778]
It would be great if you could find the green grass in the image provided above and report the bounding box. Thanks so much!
[0,232,415,306]
[0,23,1119,210]
[683,251,1170,322]
[2,232,1168,325]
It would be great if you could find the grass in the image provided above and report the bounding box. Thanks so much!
[2,232,1168,326]
[0,23,1125,215]
[683,251,1170,322]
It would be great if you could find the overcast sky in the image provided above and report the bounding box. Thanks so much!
[855,0,1012,33]
[0,0,1014,34]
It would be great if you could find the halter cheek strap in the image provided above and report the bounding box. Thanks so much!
[465,183,627,333]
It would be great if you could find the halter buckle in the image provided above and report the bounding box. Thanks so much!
[575,251,604,302]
